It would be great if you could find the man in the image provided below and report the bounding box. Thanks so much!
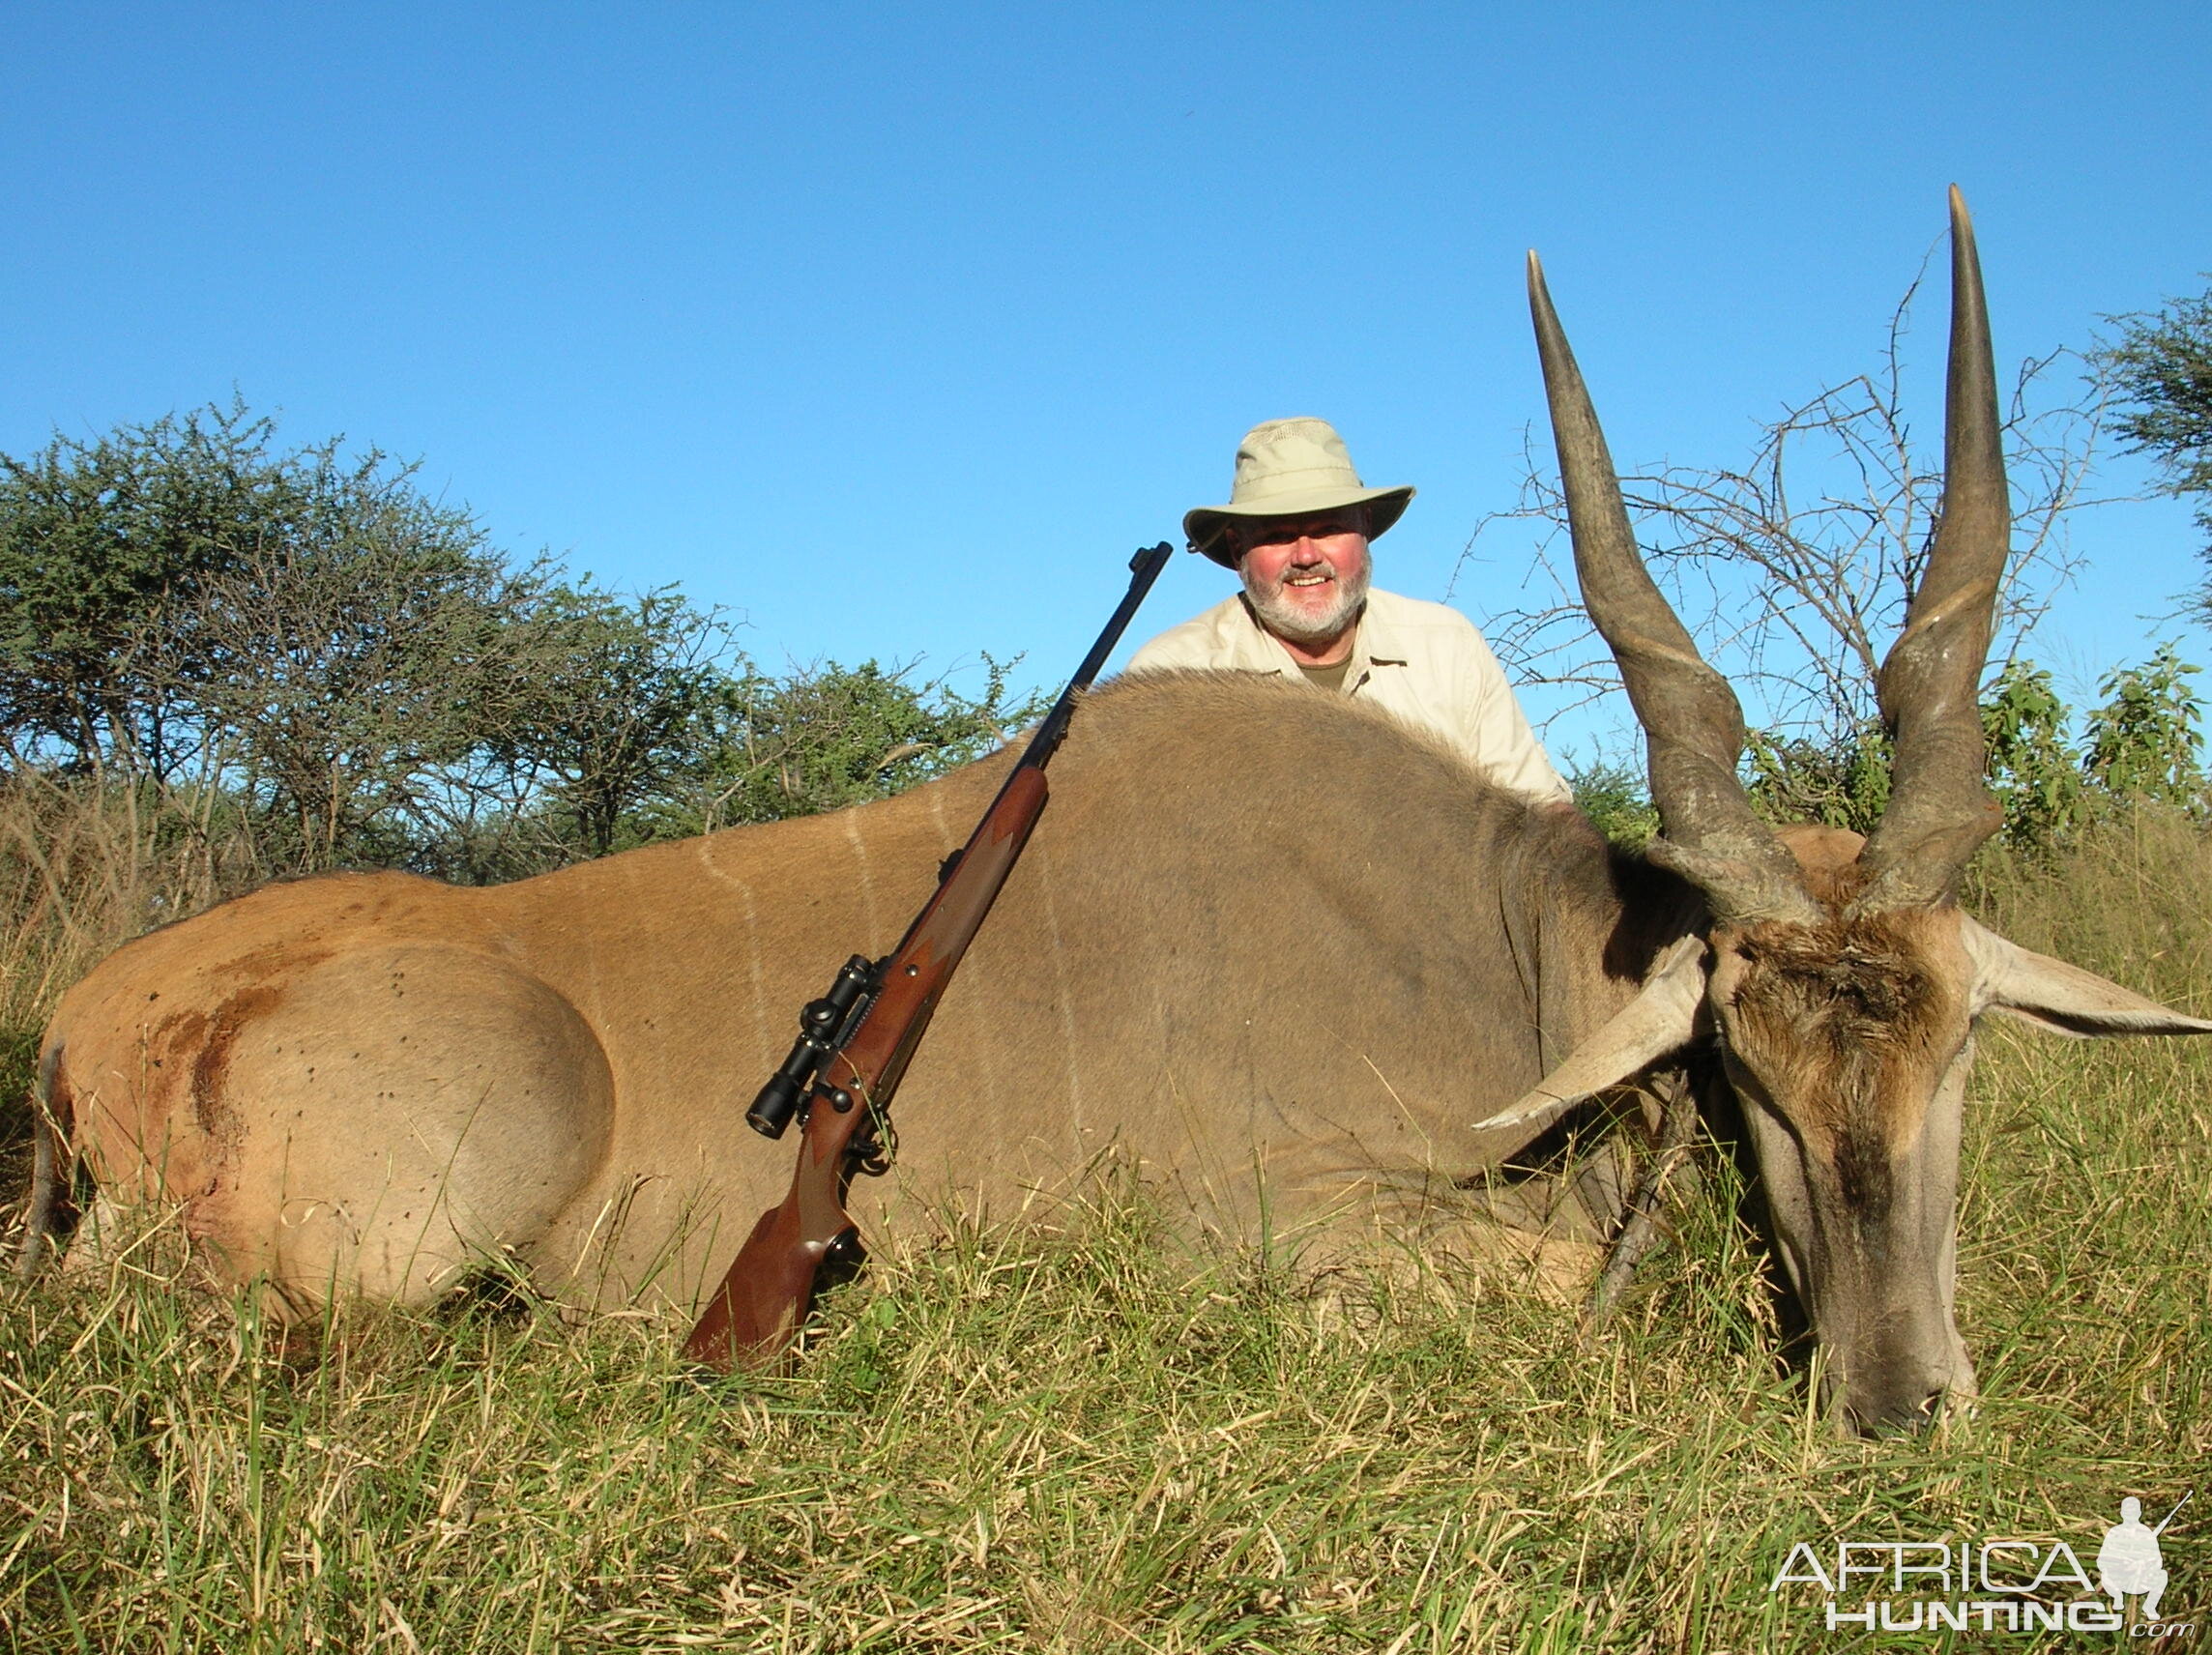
[1129,417,1571,805]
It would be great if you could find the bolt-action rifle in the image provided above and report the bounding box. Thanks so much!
[683,542,1173,1371]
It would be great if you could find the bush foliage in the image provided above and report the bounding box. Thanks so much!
[1571,643,2212,856]
[0,402,1044,886]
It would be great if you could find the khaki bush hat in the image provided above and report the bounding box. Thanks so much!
[1184,417,1415,566]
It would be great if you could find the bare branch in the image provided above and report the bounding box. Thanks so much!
[1471,268,2113,751]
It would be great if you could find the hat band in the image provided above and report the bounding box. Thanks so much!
[1231,464,1364,505]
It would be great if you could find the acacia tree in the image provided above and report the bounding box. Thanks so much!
[1469,262,2111,827]
[481,586,737,860]
[0,402,581,872]
[189,506,547,871]
[0,400,292,780]
[0,400,517,770]
[2100,278,2212,582]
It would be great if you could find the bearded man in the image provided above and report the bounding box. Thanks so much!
[1128,417,1571,804]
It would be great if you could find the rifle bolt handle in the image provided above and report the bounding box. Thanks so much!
[828,1088,856,1114]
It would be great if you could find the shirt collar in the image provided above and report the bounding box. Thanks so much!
[1229,595,1408,683]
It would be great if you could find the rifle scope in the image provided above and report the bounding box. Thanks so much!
[745,954,878,1138]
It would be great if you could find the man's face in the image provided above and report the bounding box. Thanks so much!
[1230,509,1372,646]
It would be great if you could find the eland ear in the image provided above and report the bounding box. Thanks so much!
[1961,915,2212,1038]
[1471,935,1710,1136]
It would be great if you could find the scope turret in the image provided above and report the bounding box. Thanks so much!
[743,954,878,1138]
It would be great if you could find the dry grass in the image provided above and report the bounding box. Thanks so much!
[0,775,247,1157]
[1,798,2207,1650]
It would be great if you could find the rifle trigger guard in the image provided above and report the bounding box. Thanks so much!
[850,1101,896,1178]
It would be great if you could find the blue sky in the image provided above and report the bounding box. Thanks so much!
[4,3,2207,768]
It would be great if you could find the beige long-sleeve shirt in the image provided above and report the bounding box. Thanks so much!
[1126,589,1572,805]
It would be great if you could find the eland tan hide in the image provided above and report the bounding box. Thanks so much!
[31,674,1675,1314]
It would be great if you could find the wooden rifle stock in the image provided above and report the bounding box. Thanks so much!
[684,543,1172,1370]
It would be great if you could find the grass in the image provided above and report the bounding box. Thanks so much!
[1,799,2208,1650]
[0,773,242,1184]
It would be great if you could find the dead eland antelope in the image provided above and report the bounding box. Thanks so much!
[21,190,2206,1434]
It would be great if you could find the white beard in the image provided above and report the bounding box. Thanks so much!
[1242,559,1370,645]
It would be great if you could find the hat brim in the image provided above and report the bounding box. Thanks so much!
[1184,484,1414,567]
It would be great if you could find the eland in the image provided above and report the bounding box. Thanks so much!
[21,189,2205,1435]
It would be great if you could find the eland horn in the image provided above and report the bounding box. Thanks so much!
[1528,251,1819,927]
[1852,187,2009,913]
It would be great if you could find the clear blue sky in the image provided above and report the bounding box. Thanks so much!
[4,3,2207,767]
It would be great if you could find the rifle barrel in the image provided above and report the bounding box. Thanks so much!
[1011,541,1172,771]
